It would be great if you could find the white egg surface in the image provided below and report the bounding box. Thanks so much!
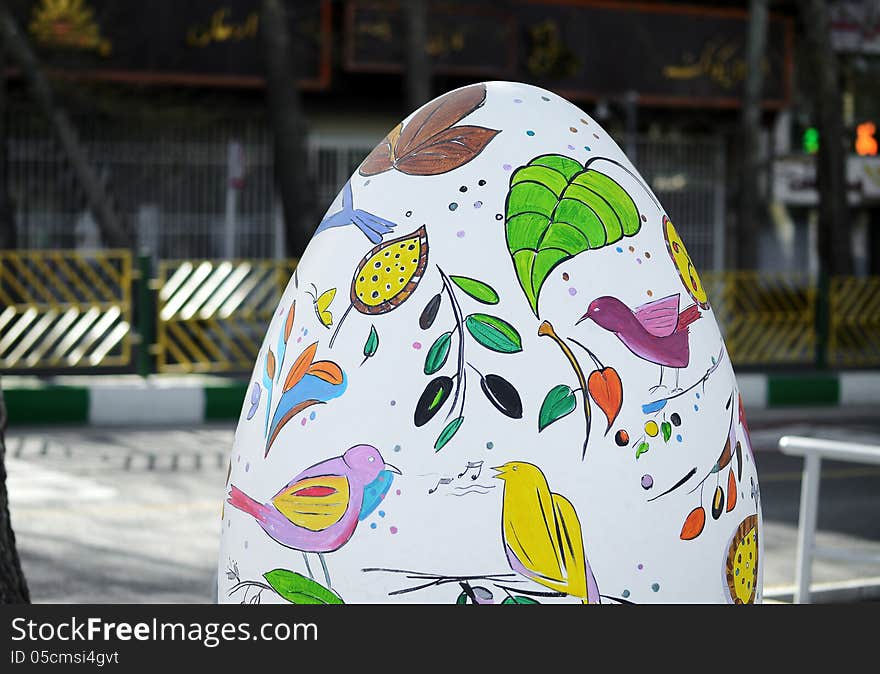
[218,81,763,605]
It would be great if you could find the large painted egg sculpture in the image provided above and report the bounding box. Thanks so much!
[218,82,763,605]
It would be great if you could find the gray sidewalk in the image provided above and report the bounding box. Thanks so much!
[5,411,880,603]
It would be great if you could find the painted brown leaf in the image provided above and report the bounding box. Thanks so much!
[266,348,276,380]
[359,123,401,176]
[727,470,737,512]
[396,83,487,158]
[394,126,500,176]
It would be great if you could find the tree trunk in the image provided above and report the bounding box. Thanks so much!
[798,0,853,276]
[261,0,313,257]
[0,379,29,603]
[404,0,430,112]
[737,0,768,270]
[0,5,128,249]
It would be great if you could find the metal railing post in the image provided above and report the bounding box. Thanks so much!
[793,452,821,604]
[136,254,155,377]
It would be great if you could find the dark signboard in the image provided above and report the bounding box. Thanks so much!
[345,0,792,108]
[9,0,331,89]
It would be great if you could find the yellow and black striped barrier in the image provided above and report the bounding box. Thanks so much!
[0,249,132,370]
[154,258,297,373]
[0,250,877,373]
[704,272,818,366]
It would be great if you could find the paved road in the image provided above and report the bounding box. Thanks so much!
[6,410,880,603]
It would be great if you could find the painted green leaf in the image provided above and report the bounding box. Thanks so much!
[424,331,452,374]
[263,569,344,605]
[505,154,642,316]
[449,275,499,304]
[465,314,522,353]
[361,325,379,365]
[435,416,464,451]
[501,595,540,605]
[456,592,469,605]
[538,384,577,431]
[661,421,672,442]
[636,441,650,459]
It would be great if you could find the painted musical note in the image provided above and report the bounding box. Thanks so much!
[457,460,484,481]
[428,477,454,494]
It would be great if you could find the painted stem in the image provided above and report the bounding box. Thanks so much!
[583,156,662,212]
[328,302,354,349]
[643,348,724,409]
[538,320,592,458]
[437,266,467,420]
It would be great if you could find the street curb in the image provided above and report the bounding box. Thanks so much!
[2,371,878,426]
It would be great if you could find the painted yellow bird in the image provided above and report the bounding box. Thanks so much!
[494,461,599,604]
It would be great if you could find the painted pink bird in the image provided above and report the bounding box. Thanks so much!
[577,293,701,391]
[227,444,400,589]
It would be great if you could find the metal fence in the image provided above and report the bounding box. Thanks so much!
[6,104,725,269]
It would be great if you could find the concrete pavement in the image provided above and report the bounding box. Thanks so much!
[5,412,880,603]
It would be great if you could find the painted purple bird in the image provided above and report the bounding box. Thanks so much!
[314,179,398,243]
[577,293,701,391]
[227,444,400,589]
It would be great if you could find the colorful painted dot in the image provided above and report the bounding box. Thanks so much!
[449,202,458,211]
[616,246,623,253]
[502,163,512,171]
[696,393,701,399]
[671,413,681,426]
[562,272,570,281]
[584,146,591,152]
[473,201,482,209]
[581,118,589,125]
[459,185,467,193]
[628,245,635,252]
[244,540,248,549]
[393,444,401,452]
[651,583,660,592]
[676,434,683,442]
[478,179,486,186]
[526,130,535,136]
[364,179,371,186]
[645,420,659,437]
[378,510,386,518]
[567,144,575,150]
[495,213,503,220]
[309,411,316,421]
[390,400,396,406]
[296,337,302,343]
[370,523,377,529]
[593,133,600,139]
[694,405,699,411]
[514,98,522,103]
[636,258,643,264]
[389,526,398,534]
[405,210,412,217]
[541,95,550,101]
[568,287,577,296]
[245,462,250,472]
[412,342,422,350]
[227,519,231,528]
[237,455,241,463]
[301,418,307,426]
[457,230,466,238]
[637,563,644,570]
[622,589,631,598]
[647,290,653,297]
[641,474,654,489]
[569,126,577,133]
[645,252,651,259]
[641,214,647,222]
[614,429,629,446]
[486,441,494,449]
[303,329,308,336]
[395,489,401,496]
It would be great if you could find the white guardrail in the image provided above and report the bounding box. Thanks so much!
[778,435,880,603]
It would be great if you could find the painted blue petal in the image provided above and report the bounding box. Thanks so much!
[266,372,348,448]
[359,470,394,521]
[642,399,668,414]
